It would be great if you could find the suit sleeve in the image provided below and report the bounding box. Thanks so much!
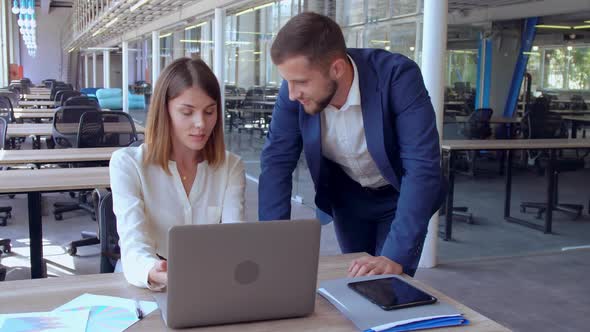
[379,59,445,276]
[258,80,303,221]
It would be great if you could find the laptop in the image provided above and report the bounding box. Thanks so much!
[153,219,321,328]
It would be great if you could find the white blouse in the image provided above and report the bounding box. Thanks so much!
[109,144,245,289]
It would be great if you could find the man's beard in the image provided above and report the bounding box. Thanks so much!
[302,79,338,115]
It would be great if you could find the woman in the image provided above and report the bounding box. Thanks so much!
[110,58,245,290]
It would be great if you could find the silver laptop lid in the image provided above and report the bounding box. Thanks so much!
[164,219,321,328]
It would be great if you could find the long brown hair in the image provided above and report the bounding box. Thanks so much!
[144,57,225,174]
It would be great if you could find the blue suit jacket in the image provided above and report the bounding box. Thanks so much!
[259,48,445,273]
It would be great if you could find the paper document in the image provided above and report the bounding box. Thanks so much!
[54,293,158,332]
[0,310,90,332]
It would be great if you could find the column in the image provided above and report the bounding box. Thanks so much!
[103,50,110,88]
[84,54,89,88]
[151,31,160,91]
[92,52,97,87]
[214,8,225,126]
[122,41,129,113]
[418,0,447,269]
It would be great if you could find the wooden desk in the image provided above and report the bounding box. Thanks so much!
[0,253,509,331]
[21,94,52,100]
[18,100,57,107]
[561,115,590,139]
[441,139,590,240]
[0,147,120,165]
[0,167,110,278]
[14,111,55,120]
[7,123,146,137]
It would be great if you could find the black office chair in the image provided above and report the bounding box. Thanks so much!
[50,84,71,101]
[520,100,585,220]
[64,96,100,108]
[66,111,137,256]
[0,118,12,255]
[92,190,120,273]
[43,79,57,88]
[456,108,494,176]
[59,91,82,106]
[0,96,15,124]
[51,106,100,220]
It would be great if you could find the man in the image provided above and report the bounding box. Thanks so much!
[259,12,444,277]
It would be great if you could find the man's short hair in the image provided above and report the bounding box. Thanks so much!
[271,12,347,68]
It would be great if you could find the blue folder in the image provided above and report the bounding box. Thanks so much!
[318,275,469,332]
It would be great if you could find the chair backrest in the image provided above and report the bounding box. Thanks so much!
[52,106,99,148]
[527,100,566,139]
[64,95,100,108]
[77,111,138,148]
[51,84,71,100]
[463,108,493,139]
[0,117,6,150]
[59,91,82,106]
[93,190,120,273]
[570,95,588,111]
[0,96,14,123]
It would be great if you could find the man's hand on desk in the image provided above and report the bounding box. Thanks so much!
[148,260,168,288]
[348,256,403,278]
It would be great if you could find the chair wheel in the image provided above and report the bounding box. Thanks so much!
[55,214,63,221]
[3,244,11,253]
[8,195,15,199]
[67,246,77,256]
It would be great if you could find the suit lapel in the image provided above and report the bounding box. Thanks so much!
[352,51,399,188]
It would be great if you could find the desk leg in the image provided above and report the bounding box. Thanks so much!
[545,150,555,234]
[27,192,44,279]
[504,149,513,218]
[444,151,455,241]
[571,120,578,139]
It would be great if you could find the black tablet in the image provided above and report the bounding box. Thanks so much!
[348,277,437,311]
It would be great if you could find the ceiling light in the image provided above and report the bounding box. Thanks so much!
[180,39,213,44]
[92,28,104,37]
[523,51,540,56]
[535,25,571,29]
[410,46,415,51]
[370,40,390,44]
[253,3,273,10]
[235,8,253,16]
[68,48,75,53]
[573,25,590,30]
[159,33,172,39]
[567,46,573,51]
[532,46,539,51]
[185,22,207,30]
[87,47,119,50]
[105,17,118,28]
[130,0,149,12]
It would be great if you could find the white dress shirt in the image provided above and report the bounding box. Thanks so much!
[321,56,390,188]
[109,144,245,289]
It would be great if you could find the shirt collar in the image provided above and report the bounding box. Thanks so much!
[341,55,361,110]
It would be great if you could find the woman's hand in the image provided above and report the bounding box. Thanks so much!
[148,260,168,288]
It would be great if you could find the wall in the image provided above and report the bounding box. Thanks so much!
[110,53,122,88]
[19,7,70,84]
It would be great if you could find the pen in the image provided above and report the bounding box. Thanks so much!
[135,298,144,320]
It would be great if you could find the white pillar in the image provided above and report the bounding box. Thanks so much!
[214,8,225,126]
[418,0,447,269]
[84,54,89,88]
[0,0,8,88]
[92,52,97,87]
[151,31,160,91]
[122,41,129,113]
[103,50,110,88]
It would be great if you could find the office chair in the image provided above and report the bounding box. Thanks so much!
[50,84,71,101]
[66,111,137,256]
[43,79,57,88]
[0,97,15,124]
[520,100,584,220]
[51,106,100,221]
[92,189,120,273]
[64,96,100,108]
[0,118,12,255]
[59,91,82,106]
[570,95,588,111]
[457,108,494,176]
